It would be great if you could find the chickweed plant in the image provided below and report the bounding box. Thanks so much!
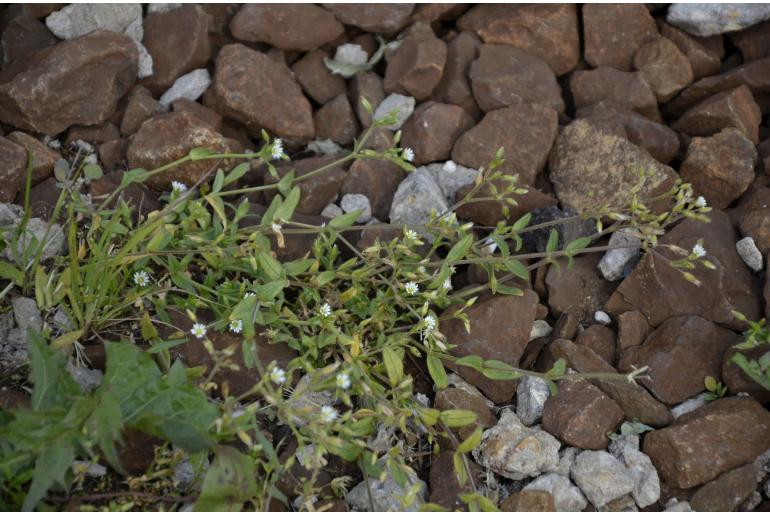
[0,99,715,511]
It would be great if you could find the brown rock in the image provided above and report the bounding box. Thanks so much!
[546,254,614,323]
[142,5,212,95]
[314,94,359,146]
[65,122,120,147]
[120,88,164,137]
[732,20,770,62]
[452,104,558,186]
[583,4,658,72]
[634,36,693,102]
[230,4,343,52]
[500,490,555,512]
[441,291,539,403]
[429,450,483,510]
[548,119,678,214]
[89,170,161,220]
[25,176,59,220]
[576,100,679,164]
[722,347,770,404]
[571,67,661,121]
[240,204,329,262]
[435,387,497,440]
[552,339,672,427]
[575,325,616,365]
[410,4,469,25]
[672,85,762,144]
[349,71,385,128]
[322,4,415,34]
[0,31,138,135]
[455,182,556,227]
[5,131,59,185]
[263,156,347,216]
[293,50,347,107]
[172,99,223,132]
[0,389,30,410]
[643,396,770,488]
[457,4,579,76]
[384,31,447,101]
[208,44,315,144]
[739,208,770,254]
[542,378,624,450]
[617,310,651,354]
[659,21,722,81]
[431,31,481,119]
[340,159,403,221]
[618,315,739,405]
[127,111,231,191]
[1,10,56,65]
[117,428,162,475]
[679,128,757,209]
[690,463,759,512]
[401,102,474,166]
[22,4,64,19]
[607,211,760,329]
[97,139,127,172]
[0,136,27,202]
[469,44,564,114]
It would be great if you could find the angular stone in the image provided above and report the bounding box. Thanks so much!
[263,156,347,216]
[346,461,426,511]
[575,324,616,365]
[424,161,479,203]
[89,169,160,219]
[388,167,448,228]
[608,436,661,508]
[98,139,128,172]
[667,4,770,37]
[643,397,770,488]
[292,50,347,106]
[455,181,556,227]
[0,137,27,203]
[469,44,564,114]
[548,119,678,214]
[322,4,415,34]
[679,128,757,209]
[732,20,770,62]
[634,36,693,102]
[552,340,672,427]
[516,375,550,426]
[208,44,315,143]
[349,71,385,128]
[543,379,624,450]
[384,31,447,101]
[435,387,497,440]
[597,228,642,282]
[65,122,120,146]
[27,176,60,221]
[607,211,760,329]
[583,4,658,71]
[120,87,164,136]
[452,104,558,186]
[158,68,210,108]
[673,85,762,144]
[230,4,343,51]
[172,99,222,132]
[428,450,483,510]
[473,409,561,480]
[659,21,722,81]
[571,67,660,121]
[44,3,141,39]
[690,463,759,512]
[5,132,59,185]
[126,111,230,191]
[431,31,481,118]
[401,102,474,166]
[1,10,57,65]
[740,208,770,254]
[501,490,555,512]
[0,31,138,135]
[617,310,651,353]
[524,473,587,512]
[339,193,371,224]
[314,94,359,146]
[571,450,635,509]
[340,159,404,221]
[441,291,539,403]
[457,4,579,76]
[373,93,415,130]
[546,253,614,323]
[142,5,211,95]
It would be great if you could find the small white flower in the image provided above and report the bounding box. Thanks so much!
[336,372,351,390]
[271,222,282,233]
[692,243,706,258]
[269,366,287,385]
[171,181,188,193]
[404,281,419,295]
[245,292,256,297]
[132,270,150,287]
[271,139,283,160]
[319,303,332,318]
[404,229,419,241]
[694,196,707,208]
[320,405,338,423]
[401,147,414,163]
[229,319,243,334]
[442,278,453,291]
[423,315,437,332]
[190,323,207,339]
[417,265,426,274]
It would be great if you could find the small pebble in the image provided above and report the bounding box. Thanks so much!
[373,94,415,130]
[333,43,368,66]
[340,193,372,223]
[735,236,763,272]
[594,310,612,325]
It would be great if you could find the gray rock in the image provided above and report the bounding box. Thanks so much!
[52,309,73,331]
[516,375,551,426]
[473,409,561,480]
[173,452,208,490]
[11,296,41,333]
[670,392,708,419]
[159,69,211,108]
[609,435,660,508]
[755,448,770,481]
[340,193,372,223]
[664,498,693,511]
[765,479,770,498]
[0,203,23,225]
[1,328,28,370]
[529,320,553,342]
[2,217,65,264]
[667,3,770,36]
[550,446,580,477]
[123,15,143,42]
[147,3,183,14]
[594,310,612,325]
[307,138,344,156]
[598,229,642,281]
[67,362,103,393]
[736,237,763,272]
[374,94,416,130]
[389,168,449,229]
[524,473,588,512]
[321,203,343,219]
[423,160,479,204]
[45,4,142,39]
[345,459,427,511]
[571,450,635,509]
[133,41,154,80]
[742,491,762,511]
[334,43,368,66]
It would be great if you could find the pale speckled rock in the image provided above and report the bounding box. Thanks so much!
[373,94,416,130]
[550,446,580,477]
[340,193,372,223]
[2,217,65,263]
[598,229,642,281]
[571,450,635,509]
[147,4,182,14]
[11,297,41,333]
[664,498,693,511]
[334,44,368,66]
[736,236,763,272]
[529,319,553,342]
[389,168,448,228]
[523,473,587,512]
[516,375,550,426]
[424,161,479,203]
[608,435,661,508]
[667,4,770,37]
[320,203,343,219]
[46,4,142,39]
[473,409,561,480]
[66,362,103,393]
[159,69,211,108]
[345,460,427,511]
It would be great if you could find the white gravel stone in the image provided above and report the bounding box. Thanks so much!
[529,319,552,341]
[664,498,693,511]
[345,459,427,511]
[307,139,344,156]
[549,446,580,477]
[374,94,415,130]
[159,69,211,108]
[736,236,763,272]
[571,450,635,509]
[524,473,588,512]
[46,3,142,39]
[11,296,41,333]
[670,392,708,419]
[340,193,372,223]
[473,409,561,480]
[147,3,183,14]
[425,161,480,203]
[515,375,550,426]
[609,435,660,508]
[2,217,66,264]
[321,203,343,219]
[389,168,449,229]
[334,43,368,66]
[134,41,154,79]
[667,3,770,36]
[67,362,104,393]
[598,229,642,281]
[594,310,612,325]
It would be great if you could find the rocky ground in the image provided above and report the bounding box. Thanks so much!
[1,2,770,512]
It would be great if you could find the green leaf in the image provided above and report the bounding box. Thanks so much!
[439,409,477,428]
[546,228,559,253]
[120,168,150,187]
[382,347,404,386]
[512,213,531,231]
[328,210,361,229]
[253,280,287,302]
[0,260,23,284]
[426,354,448,390]
[28,330,81,411]
[83,163,103,181]
[565,236,592,255]
[503,258,528,280]
[224,162,250,186]
[493,284,523,296]
[23,441,75,511]
[704,375,717,392]
[315,270,336,286]
[481,359,521,381]
[189,147,216,161]
[195,446,257,511]
[456,426,483,454]
[212,169,225,193]
[446,234,473,263]
[548,358,566,378]
[273,186,300,223]
[258,251,284,280]
[455,355,484,372]
[276,170,295,197]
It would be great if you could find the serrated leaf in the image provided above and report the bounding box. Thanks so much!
[195,446,257,511]
[28,330,81,411]
[23,441,76,511]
